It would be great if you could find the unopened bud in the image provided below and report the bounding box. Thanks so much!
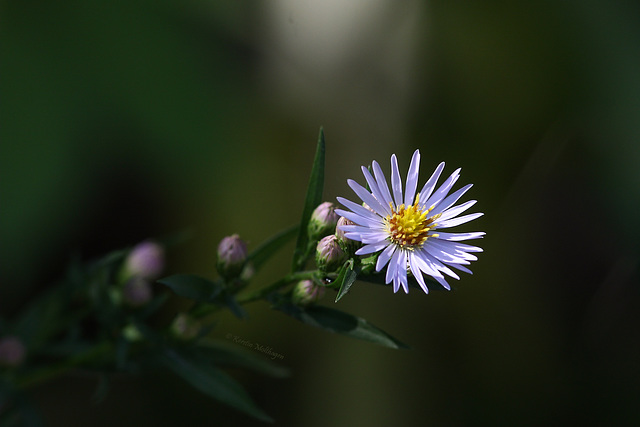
[171,313,200,340]
[292,280,325,306]
[124,240,165,281]
[308,202,339,240]
[0,336,26,368]
[335,216,361,253]
[122,277,153,307]
[217,234,248,280]
[122,324,143,342]
[315,235,346,273]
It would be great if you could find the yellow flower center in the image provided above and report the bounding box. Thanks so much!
[385,196,440,250]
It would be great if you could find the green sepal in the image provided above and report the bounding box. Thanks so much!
[160,347,273,423]
[292,127,326,272]
[271,298,409,349]
[334,259,357,303]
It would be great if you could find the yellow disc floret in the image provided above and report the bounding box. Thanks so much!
[385,195,440,250]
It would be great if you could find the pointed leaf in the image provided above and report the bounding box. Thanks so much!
[248,224,299,272]
[334,259,357,303]
[292,127,326,271]
[161,348,273,423]
[157,274,222,302]
[273,302,409,349]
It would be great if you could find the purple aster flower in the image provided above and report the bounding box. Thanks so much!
[335,150,484,294]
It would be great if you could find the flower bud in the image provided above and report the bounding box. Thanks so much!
[0,336,26,368]
[335,216,362,253]
[292,279,325,306]
[217,234,248,280]
[122,324,143,342]
[308,202,339,241]
[123,240,165,281]
[315,235,346,273]
[171,313,200,340]
[122,277,153,307]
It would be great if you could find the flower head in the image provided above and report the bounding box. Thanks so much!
[335,150,484,294]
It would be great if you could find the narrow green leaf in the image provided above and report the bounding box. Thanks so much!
[273,302,409,349]
[248,223,299,272]
[292,127,326,272]
[198,339,290,378]
[157,274,222,302]
[161,348,273,423]
[334,259,357,303]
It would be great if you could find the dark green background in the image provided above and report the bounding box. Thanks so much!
[2,1,639,425]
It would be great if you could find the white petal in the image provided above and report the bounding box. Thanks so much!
[336,198,384,224]
[335,209,381,229]
[433,231,485,241]
[416,251,451,290]
[418,162,445,205]
[361,167,392,217]
[371,160,394,207]
[390,154,404,207]
[446,262,473,275]
[408,252,429,294]
[376,243,397,271]
[385,250,400,285]
[346,180,389,217]
[436,200,477,222]
[339,224,376,233]
[436,212,484,229]
[431,238,483,254]
[424,168,461,208]
[430,184,472,216]
[359,232,390,244]
[421,251,455,289]
[424,243,471,263]
[356,241,390,255]
[432,273,452,290]
[396,250,408,293]
[404,150,420,206]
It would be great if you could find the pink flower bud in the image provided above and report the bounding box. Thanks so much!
[315,234,346,272]
[124,240,165,281]
[308,202,339,240]
[217,234,248,280]
[292,279,325,306]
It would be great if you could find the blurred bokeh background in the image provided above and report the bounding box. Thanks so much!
[2,0,640,425]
